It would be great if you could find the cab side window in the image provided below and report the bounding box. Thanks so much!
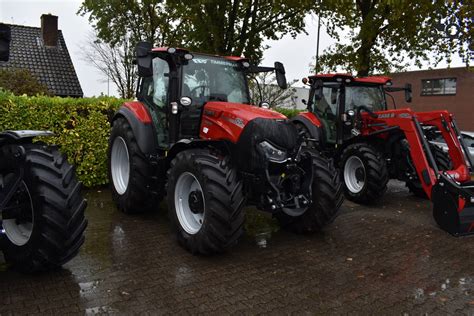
[314,87,338,117]
[140,57,170,148]
[143,57,170,109]
[313,86,339,143]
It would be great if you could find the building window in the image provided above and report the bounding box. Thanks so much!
[421,78,456,96]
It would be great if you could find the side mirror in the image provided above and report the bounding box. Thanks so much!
[313,79,324,101]
[136,41,153,77]
[274,61,287,89]
[0,24,11,62]
[405,83,412,103]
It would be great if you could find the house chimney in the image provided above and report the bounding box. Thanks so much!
[41,14,58,47]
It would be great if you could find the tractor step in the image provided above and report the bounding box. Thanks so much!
[432,174,474,236]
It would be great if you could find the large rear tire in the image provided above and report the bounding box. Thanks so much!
[341,143,388,204]
[0,143,87,273]
[406,144,452,198]
[276,151,343,233]
[108,117,164,213]
[167,149,245,254]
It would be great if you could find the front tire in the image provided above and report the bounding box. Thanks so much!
[108,117,164,213]
[0,143,87,273]
[167,149,245,254]
[341,143,388,204]
[276,151,343,233]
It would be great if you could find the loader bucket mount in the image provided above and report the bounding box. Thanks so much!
[432,173,474,236]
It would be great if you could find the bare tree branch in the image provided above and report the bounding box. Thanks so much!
[81,32,136,98]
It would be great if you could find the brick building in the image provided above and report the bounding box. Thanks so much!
[389,67,473,131]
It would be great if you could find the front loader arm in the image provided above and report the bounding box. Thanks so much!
[416,111,472,180]
[361,109,438,198]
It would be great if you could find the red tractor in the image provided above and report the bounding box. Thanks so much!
[298,73,474,236]
[108,42,343,254]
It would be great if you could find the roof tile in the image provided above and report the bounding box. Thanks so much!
[0,24,83,97]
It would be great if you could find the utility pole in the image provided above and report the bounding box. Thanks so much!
[315,14,321,74]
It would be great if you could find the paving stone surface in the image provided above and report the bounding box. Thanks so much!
[0,181,473,315]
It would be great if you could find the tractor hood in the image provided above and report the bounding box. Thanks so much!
[199,101,287,143]
[204,101,286,121]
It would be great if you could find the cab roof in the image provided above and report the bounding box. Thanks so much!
[151,47,247,62]
[309,73,392,85]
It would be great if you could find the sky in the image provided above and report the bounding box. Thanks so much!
[0,0,466,97]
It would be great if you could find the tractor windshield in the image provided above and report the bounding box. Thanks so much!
[181,55,250,105]
[345,85,386,112]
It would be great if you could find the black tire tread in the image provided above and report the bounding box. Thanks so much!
[276,151,344,233]
[108,117,164,213]
[341,143,389,204]
[0,143,87,273]
[167,148,245,255]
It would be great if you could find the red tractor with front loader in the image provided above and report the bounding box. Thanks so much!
[297,73,474,236]
[108,42,343,254]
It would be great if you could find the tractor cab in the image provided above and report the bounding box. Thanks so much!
[135,44,286,148]
[303,74,410,146]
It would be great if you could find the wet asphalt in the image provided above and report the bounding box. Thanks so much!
[0,181,473,315]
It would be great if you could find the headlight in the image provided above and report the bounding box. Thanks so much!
[259,141,288,163]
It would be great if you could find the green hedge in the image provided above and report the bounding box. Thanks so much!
[0,90,123,187]
[274,107,301,118]
[0,89,301,187]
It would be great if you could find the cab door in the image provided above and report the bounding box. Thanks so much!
[179,67,210,138]
[139,57,171,148]
[313,83,340,144]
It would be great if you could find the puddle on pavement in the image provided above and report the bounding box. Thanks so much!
[85,305,117,314]
[244,207,280,248]
[79,280,103,300]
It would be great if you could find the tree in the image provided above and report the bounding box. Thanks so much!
[82,33,136,98]
[79,0,312,62]
[315,0,472,76]
[78,0,187,47]
[0,68,50,96]
[172,0,312,61]
[79,0,312,97]
[249,72,298,108]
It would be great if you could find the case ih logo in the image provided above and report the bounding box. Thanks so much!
[223,116,245,127]
[378,113,395,119]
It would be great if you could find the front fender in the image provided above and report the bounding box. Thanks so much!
[291,113,323,146]
[166,139,231,166]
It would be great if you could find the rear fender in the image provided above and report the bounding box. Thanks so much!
[112,103,156,155]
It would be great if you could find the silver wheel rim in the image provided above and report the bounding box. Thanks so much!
[174,172,205,235]
[2,181,34,246]
[111,136,130,195]
[344,156,366,194]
